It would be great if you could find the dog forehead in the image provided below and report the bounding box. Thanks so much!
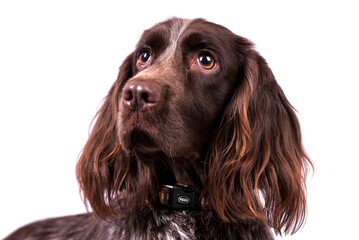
[159,18,233,55]
[163,18,225,47]
[161,19,192,61]
[168,18,193,42]
[137,18,191,46]
[163,18,224,39]
[159,18,226,60]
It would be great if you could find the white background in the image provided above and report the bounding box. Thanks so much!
[1,0,358,239]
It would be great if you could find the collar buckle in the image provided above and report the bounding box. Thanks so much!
[159,184,200,210]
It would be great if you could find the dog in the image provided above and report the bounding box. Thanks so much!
[5,17,311,240]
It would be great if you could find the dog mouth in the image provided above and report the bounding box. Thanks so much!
[128,127,162,154]
[119,108,199,159]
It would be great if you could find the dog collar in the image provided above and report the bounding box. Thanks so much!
[158,184,201,210]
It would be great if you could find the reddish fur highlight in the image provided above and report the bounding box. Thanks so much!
[205,50,311,235]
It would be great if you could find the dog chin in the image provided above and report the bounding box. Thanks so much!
[126,128,162,154]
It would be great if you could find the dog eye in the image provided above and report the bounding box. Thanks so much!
[197,53,216,71]
[137,50,151,68]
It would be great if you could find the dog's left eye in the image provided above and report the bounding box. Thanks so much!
[196,53,217,71]
[137,50,151,68]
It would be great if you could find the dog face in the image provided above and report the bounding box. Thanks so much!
[118,19,241,160]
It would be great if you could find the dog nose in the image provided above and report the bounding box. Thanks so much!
[122,80,161,110]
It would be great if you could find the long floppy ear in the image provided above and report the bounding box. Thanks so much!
[76,53,134,219]
[206,43,312,235]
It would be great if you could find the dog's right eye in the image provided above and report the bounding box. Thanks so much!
[137,50,152,69]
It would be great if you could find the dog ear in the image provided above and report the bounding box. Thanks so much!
[76,53,134,219]
[205,44,312,235]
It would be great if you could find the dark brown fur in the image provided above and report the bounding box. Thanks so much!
[5,18,311,240]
